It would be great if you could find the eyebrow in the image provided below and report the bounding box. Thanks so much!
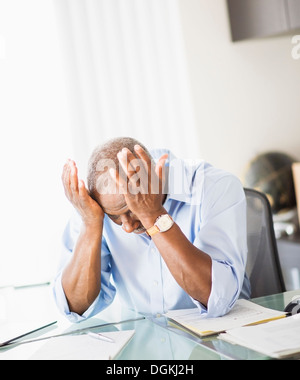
[102,204,128,215]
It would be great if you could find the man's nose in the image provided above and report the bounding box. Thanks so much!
[120,214,140,233]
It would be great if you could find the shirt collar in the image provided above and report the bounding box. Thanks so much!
[150,148,204,204]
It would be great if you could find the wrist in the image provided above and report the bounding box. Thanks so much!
[145,213,174,237]
[139,208,167,229]
[82,219,103,233]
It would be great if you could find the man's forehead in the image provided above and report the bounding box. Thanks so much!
[99,193,128,215]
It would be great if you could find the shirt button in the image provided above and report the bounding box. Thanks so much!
[151,248,156,254]
[153,280,158,286]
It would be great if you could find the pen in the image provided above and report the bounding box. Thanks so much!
[87,332,115,343]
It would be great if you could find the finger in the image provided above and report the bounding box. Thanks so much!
[133,144,153,184]
[62,161,72,198]
[118,149,151,196]
[123,147,149,176]
[62,160,70,185]
[126,147,147,172]
[117,150,138,194]
[134,145,151,166]
[117,149,138,180]
[155,154,168,180]
[69,160,79,193]
[153,154,168,194]
[61,162,68,187]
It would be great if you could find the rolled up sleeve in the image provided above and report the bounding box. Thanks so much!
[52,212,116,323]
[192,174,248,317]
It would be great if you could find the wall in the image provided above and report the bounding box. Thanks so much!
[178,0,300,179]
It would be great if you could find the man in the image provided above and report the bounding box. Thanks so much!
[53,137,250,322]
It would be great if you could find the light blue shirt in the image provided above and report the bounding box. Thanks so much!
[53,149,251,323]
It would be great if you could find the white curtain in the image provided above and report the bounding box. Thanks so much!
[0,0,72,286]
[0,0,200,287]
[53,0,200,177]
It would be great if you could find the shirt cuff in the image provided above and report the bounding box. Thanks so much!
[52,274,106,323]
[189,260,239,318]
[208,260,239,317]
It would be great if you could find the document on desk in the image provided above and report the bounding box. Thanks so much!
[219,314,300,359]
[164,299,286,337]
[29,329,135,360]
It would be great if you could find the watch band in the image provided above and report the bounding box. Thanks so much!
[146,225,160,237]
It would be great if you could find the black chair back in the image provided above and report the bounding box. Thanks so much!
[244,188,286,298]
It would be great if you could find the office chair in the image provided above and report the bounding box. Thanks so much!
[244,188,286,298]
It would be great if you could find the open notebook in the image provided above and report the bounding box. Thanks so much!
[164,299,286,337]
[219,314,300,359]
[29,330,135,360]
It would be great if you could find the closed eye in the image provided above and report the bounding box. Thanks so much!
[107,209,133,223]
[107,214,120,222]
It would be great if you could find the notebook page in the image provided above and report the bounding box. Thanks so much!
[164,299,286,336]
[219,314,300,359]
[29,330,135,360]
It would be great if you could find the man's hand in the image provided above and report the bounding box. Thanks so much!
[110,145,168,228]
[62,159,104,227]
[61,159,103,314]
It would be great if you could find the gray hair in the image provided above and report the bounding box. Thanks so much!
[87,137,152,200]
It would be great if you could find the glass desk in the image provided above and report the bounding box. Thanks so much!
[0,286,299,360]
[118,288,300,360]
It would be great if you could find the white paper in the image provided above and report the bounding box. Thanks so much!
[29,330,135,360]
[219,314,300,358]
[164,299,286,336]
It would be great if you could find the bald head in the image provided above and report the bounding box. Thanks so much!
[87,137,152,203]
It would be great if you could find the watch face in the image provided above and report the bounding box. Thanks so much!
[156,214,173,232]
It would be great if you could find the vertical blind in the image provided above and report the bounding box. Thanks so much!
[54,0,200,178]
[0,0,72,286]
[0,0,199,286]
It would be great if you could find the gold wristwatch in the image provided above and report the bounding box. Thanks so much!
[146,214,174,237]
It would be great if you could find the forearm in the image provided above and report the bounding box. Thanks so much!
[114,145,212,306]
[62,223,103,315]
[143,214,212,306]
